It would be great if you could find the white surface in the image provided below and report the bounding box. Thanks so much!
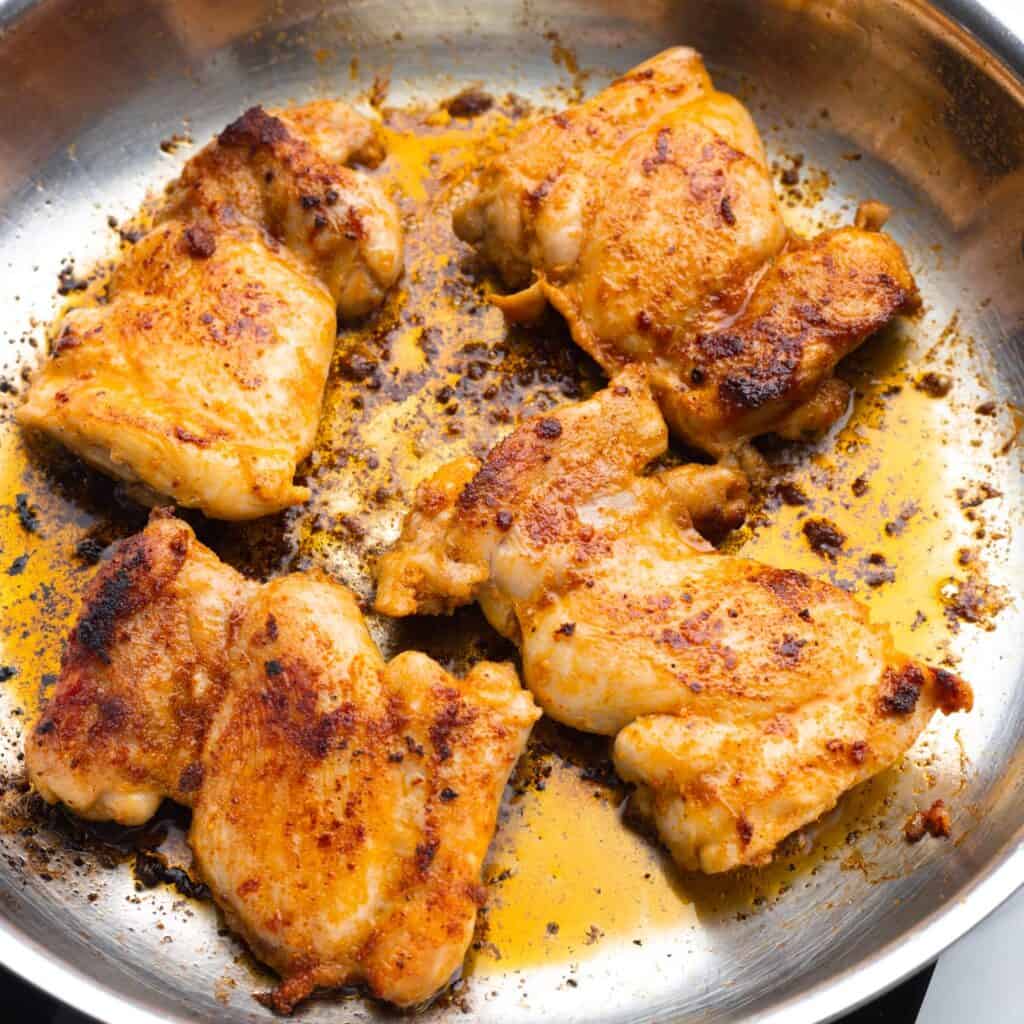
[917,887,1024,1022]
[982,0,1024,37]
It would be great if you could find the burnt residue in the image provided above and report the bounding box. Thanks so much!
[73,544,151,664]
[904,799,952,843]
[941,573,1007,631]
[878,664,925,715]
[108,215,144,245]
[933,667,973,714]
[134,849,211,900]
[443,87,494,118]
[956,481,1002,511]
[1,787,195,881]
[913,371,953,398]
[802,517,846,559]
[217,105,288,149]
[511,718,629,802]
[719,362,794,410]
[392,606,516,678]
[7,553,29,576]
[884,500,919,537]
[159,131,192,154]
[185,509,293,581]
[14,493,39,533]
[771,480,809,507]
[861,553,895,588]
[74,537,107,564]
[56,260,89,296]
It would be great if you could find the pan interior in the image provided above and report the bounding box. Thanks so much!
[0,3,1021,1022]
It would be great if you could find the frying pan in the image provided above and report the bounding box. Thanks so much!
[0,2,1021,1022]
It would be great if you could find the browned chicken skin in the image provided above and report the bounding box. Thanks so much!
[25,512,538,1011]
[375,369,971,873]
[454,49,919,471]
[18,102,403,519]
[165,103,401,317]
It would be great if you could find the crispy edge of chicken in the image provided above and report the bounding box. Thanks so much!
[374,368,972,872]
[25,511,539,1009]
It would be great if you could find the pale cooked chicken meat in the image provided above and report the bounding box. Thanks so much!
[375,369,972,873]
[26,511,538,1010]
[454,49,919,470]
[18,102,403,520]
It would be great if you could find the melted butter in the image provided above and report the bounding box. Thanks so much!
[729,328,986,667]
[0,103,1009,981]
[0,429,106,712]
[473,746,903,970]
[471,771,696,971]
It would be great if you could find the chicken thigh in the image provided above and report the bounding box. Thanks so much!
[454,49,918,470]
[375,369,971,873]
[25,512,251,824]
[19,103,403,519]
[26,511,538,1011]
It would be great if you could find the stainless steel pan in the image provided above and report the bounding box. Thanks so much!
[0,2,1021,1022]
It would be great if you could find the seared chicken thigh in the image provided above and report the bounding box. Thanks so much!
[375,370,971,872]
[454,49,918,468]
[27,512,538,1010]
[25,513,251,824]
[19,103,403,519]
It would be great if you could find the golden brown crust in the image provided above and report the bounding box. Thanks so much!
[167,104,402,314]
[375,366,672,622]
[26,512,250,820]
[375,370,972,872]
[18,218,337,518]
[26,514,539,1011]
[453,47,713,288]
[455,49,919,462]
[19,102,402,519]
[195,616,537,1011]
[655,228,919,453]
